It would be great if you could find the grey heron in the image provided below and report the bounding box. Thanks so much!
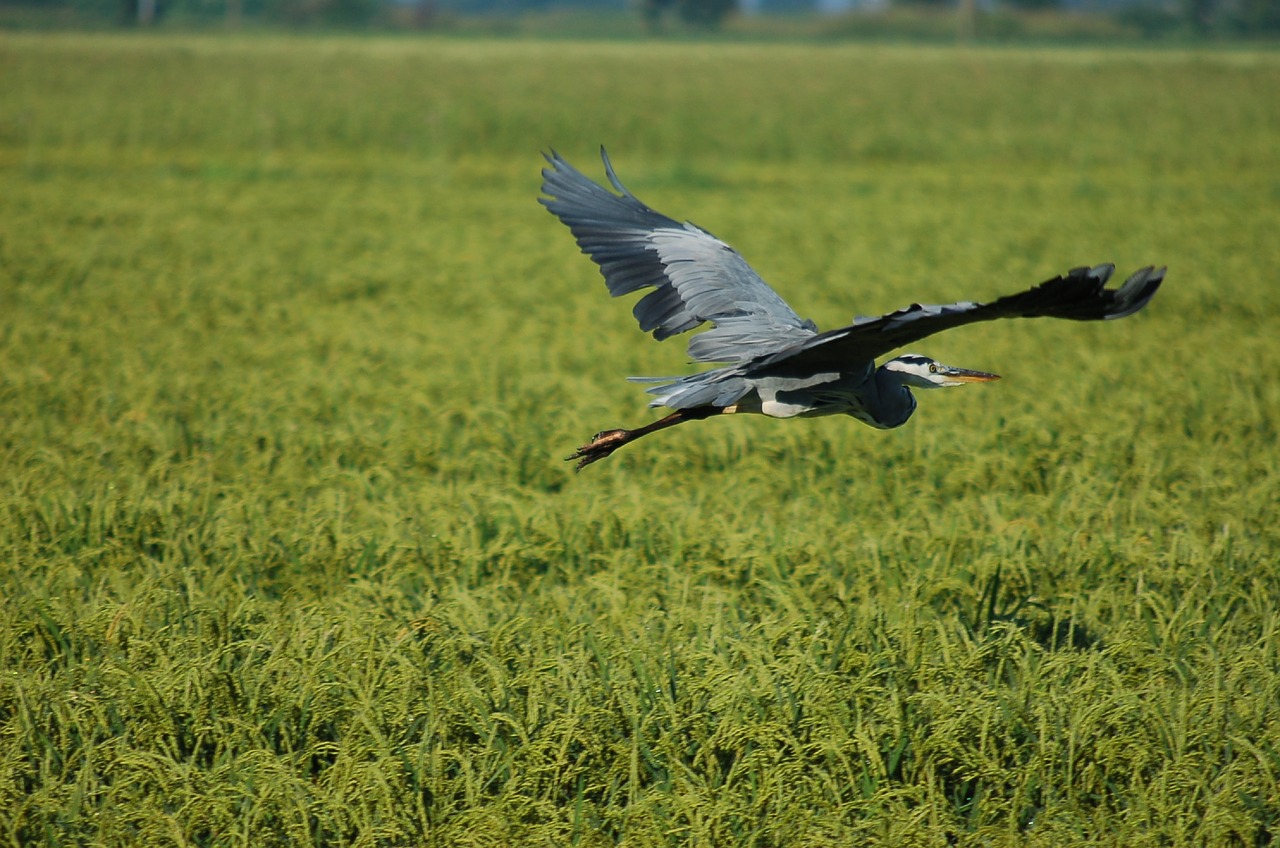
[540,148,1164,470]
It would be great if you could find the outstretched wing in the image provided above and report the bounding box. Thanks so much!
[540,148,818,364]
[757,264,1165,373]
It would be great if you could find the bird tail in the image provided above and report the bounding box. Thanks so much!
[627,367,753,410]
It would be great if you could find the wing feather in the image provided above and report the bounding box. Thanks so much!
[758,264,1165,373]
[540,148,818,362]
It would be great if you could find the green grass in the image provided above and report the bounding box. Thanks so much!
[2,33,1279,846]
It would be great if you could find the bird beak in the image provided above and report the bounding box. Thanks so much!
[941,366,1001,383]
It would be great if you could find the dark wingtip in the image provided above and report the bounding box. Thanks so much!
[995,263,1165,322]
[539,147,562,187]
[1087,263,1116,284]
[539,148,585,211]
[541,147,565,170]
[599,145,633,198]
[1105,265,1165,320]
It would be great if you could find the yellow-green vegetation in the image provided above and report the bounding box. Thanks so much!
[2,33,1279,846]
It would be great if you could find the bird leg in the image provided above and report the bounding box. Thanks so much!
[567,407,721,471]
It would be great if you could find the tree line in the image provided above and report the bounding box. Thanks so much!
[6,0,1278,34]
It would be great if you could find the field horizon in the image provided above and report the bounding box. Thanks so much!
[2,33,1278,846]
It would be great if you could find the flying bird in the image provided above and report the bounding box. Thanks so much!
[540,148,1164,470]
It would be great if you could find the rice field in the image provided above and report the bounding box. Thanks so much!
[1,33,1279,846]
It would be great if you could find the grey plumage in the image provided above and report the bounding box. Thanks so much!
[539,149,818,361]
[540,148,1165,469]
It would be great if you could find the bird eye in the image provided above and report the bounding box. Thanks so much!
[928,363,938,373]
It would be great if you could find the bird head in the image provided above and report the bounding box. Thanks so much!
[883,354,1001,389]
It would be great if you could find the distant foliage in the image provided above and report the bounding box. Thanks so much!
[642,0,738,29]
[1169,0,1280,32]
[261,0,382,25]
[19,0,386,26]
[1000,0,1060,11]
[10,0,1280,32]
[1230,0,1280,30]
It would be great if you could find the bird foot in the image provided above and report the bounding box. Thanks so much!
[566,429,631,471]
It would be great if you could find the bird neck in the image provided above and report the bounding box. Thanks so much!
[870,366,919,429]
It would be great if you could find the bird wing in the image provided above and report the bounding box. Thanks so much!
[755,264,1165,374]
[540,148,818,364]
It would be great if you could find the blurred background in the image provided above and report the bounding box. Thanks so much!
[3,0,1278,42]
